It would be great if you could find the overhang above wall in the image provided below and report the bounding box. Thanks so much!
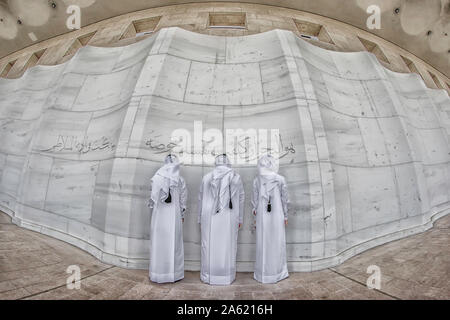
[0,0,449,76]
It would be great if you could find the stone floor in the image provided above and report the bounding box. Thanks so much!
[0,211,449,300]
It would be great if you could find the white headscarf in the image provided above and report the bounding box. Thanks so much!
[257,154,279,202]
[211,154,234,213]
[151,154,180,204]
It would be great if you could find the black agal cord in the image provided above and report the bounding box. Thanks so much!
[164,154,173,204]
[267,196,271,212]
[228,183,233,209]
[165,189,172,203]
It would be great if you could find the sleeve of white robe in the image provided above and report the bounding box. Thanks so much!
[251,178,258,214]
[148,180,154,209]
[197,180,203,224]
[179,176,187,218]
[238,177,245,225]
[280,177,289,221]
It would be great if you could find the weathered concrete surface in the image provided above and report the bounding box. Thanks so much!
[0,27,449,271]
[0,211,449,300]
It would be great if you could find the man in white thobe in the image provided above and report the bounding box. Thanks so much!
[148,154,187,283]
[252,154,289,283]
[198,154,245,285]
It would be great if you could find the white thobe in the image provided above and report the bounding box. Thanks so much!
[252,175,289,283]
[198,170,244,285]
[149,176,187,283]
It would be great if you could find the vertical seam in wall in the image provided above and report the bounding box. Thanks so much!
[355,113,371,166]
[222,105,225,150]
[294,67,326,247]
[125,96,143,157]
[345,166,354,232]
[392,165,404,218]
[258,61,266,104]
[156,28,169,54]
[222,35,227,153]
[43,157,54,212]
[89,161,101,225]
[368,78,404,219]
[117,65,133,102]
[111,45,124,70]
[278,30,327,255]
[298,37,338,251]
[123,38,158,158]
[389,83,430,214]
[224,36,228,64]
[83,112,94,143]
[318,65,340,241]
[182,61,192,103]
[71,75,88,111]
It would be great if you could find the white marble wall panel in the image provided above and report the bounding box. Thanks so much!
[48,73,87,111]
[128,97,224,162]
[114,36,156,71]
[348,166,400,231]
[19,154,52,210]
[294,36,337,75]
[33,105,126,162]
[33,109,91,155]
[332,51,385,81]
[424,163,450,207]
[64,45,124,75]
[260,57,296,103]
[394,163,422,218]
[0,154,24,210]
[377,117,413,164]
[134,54,190,101]
[358,118,390,166]
[226,30,284,63]
[400,95,441,129]
[364,79,397,117]
[332,164,353,252]
[325,74,377,117]
[417,129,450,165]
[44,159,98,222]
[223,103,306,165]
[0,119,34,156]
[185,61,264,105]
[92,158,152,239]
[0,27,449,271]
[0,90,37,119]
[169,29,226,63]
[319,107,368,166]
[19,64,65,91]
[75,64,143,112]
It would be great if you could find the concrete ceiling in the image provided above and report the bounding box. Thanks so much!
[0,0,449,76]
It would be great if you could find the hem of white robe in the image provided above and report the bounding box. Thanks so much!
[253,269,289,284]
[200,273,236,285]
[150,271,184,284]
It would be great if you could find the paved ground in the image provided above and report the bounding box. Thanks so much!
[0,211,449,300]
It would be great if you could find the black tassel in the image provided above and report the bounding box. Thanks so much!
[267,197,271,212]
[228,182,233,209]
[228,183,233,209]
[164,190,172,203]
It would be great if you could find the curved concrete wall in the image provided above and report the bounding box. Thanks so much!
[0,27,449,271]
